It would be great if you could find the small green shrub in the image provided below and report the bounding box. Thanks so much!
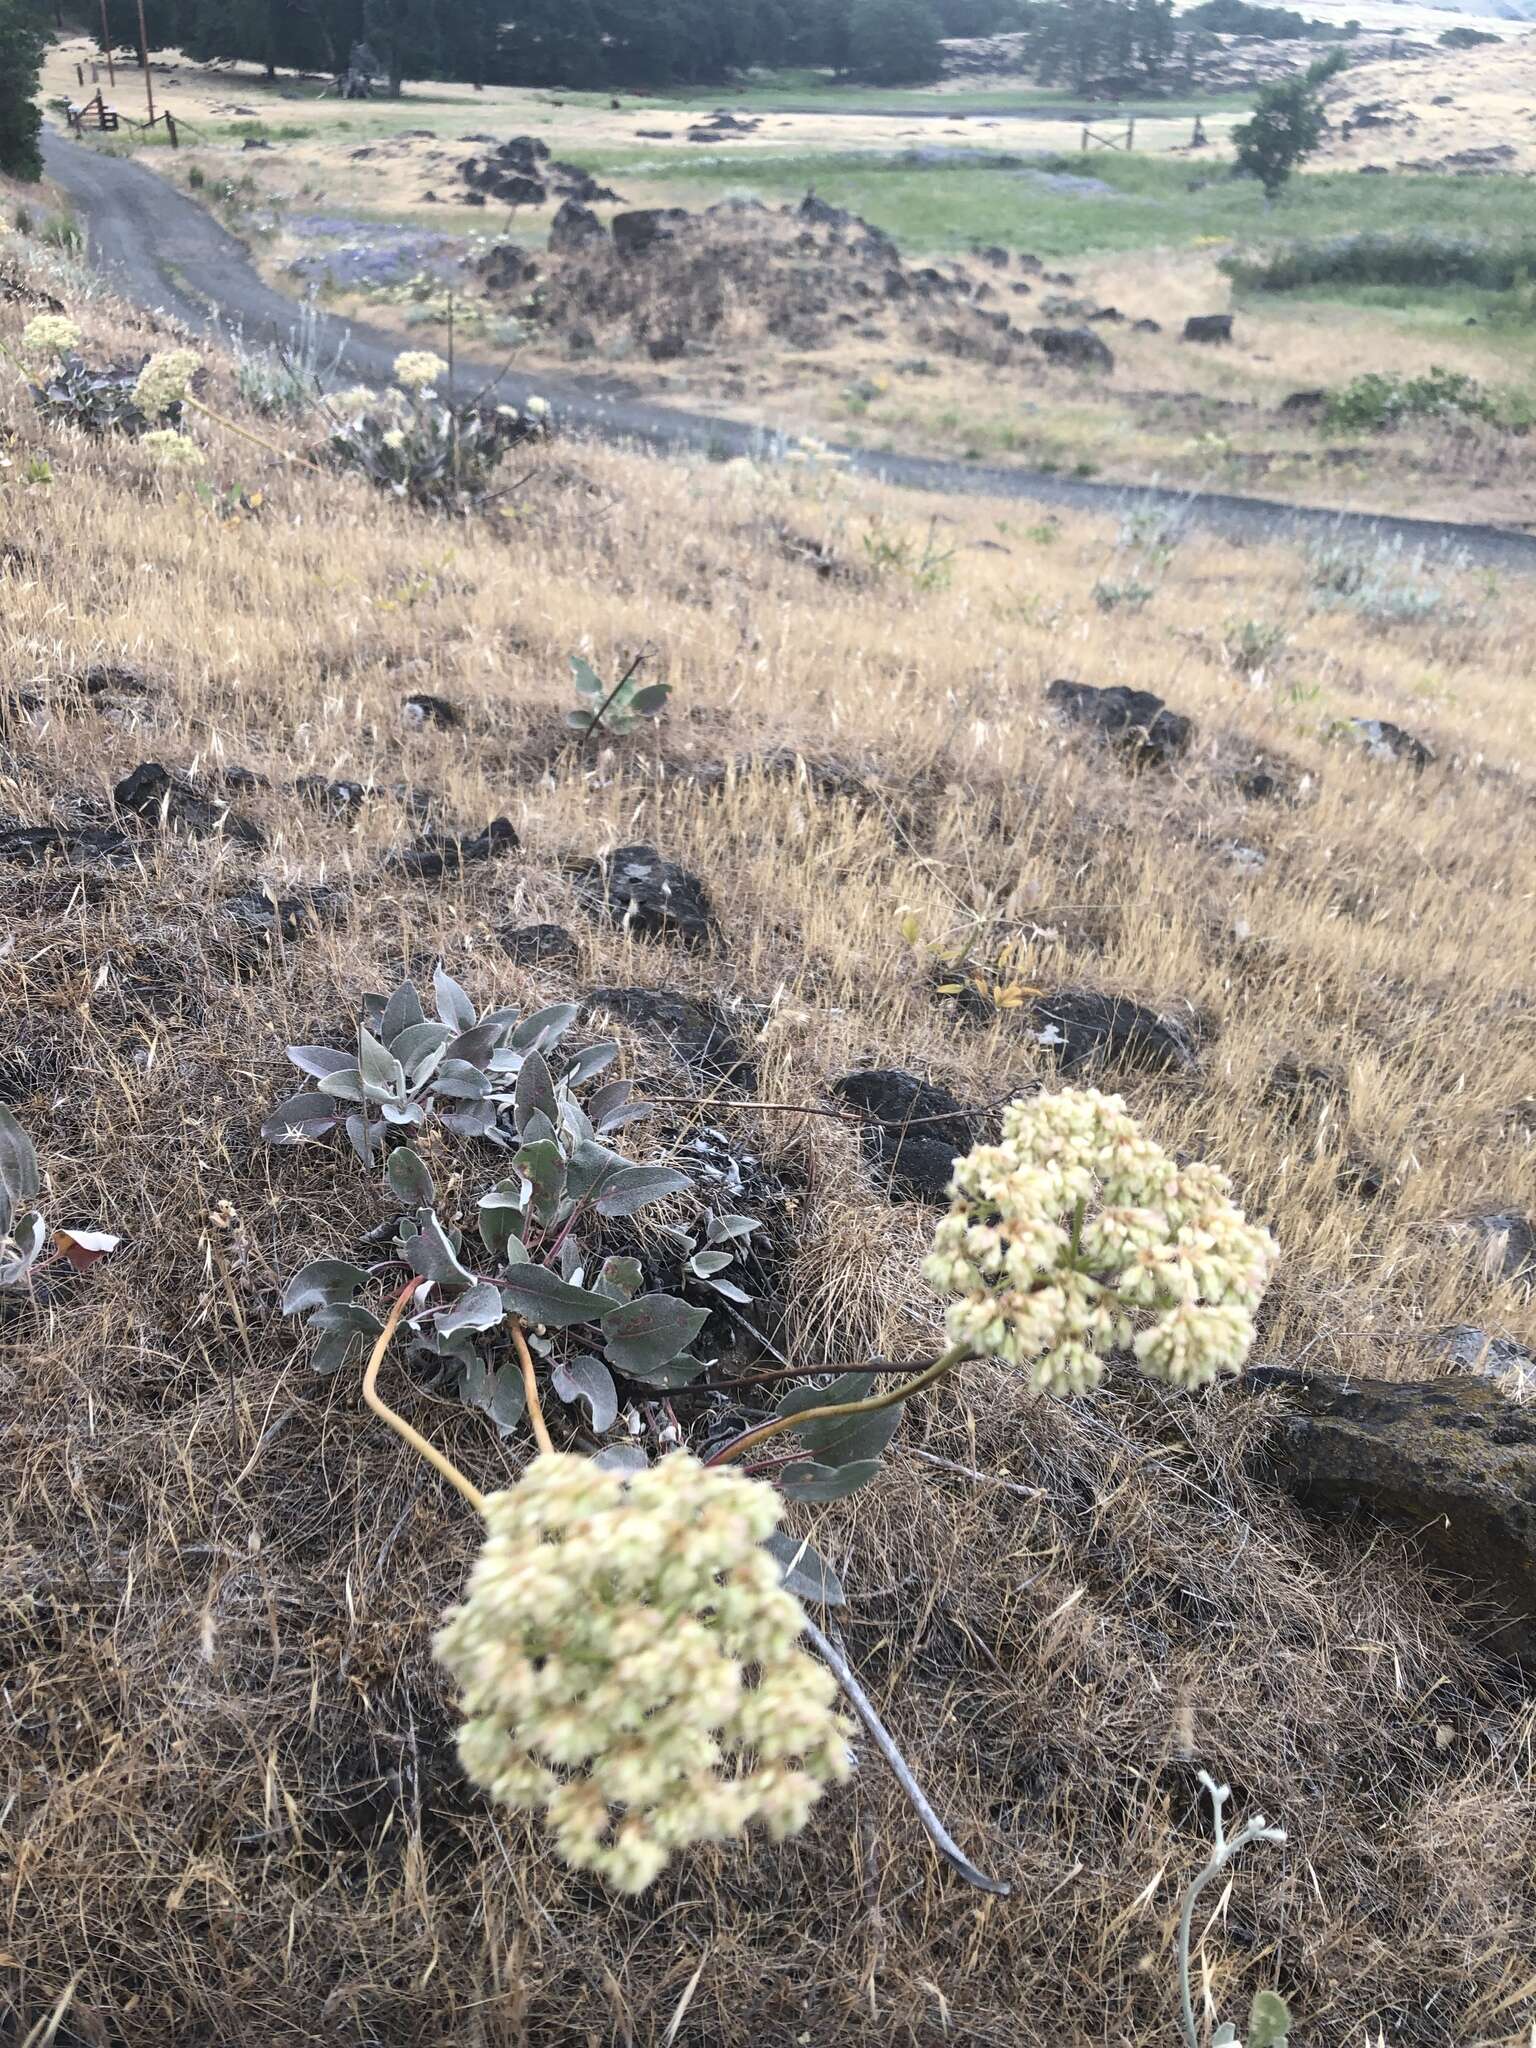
[39,213,82,253]
[1224,617,1289,675]
[1224,231,1536,296]
[1092,577,1154,613]
[1322,366,1499,435]
[567,652,670,738]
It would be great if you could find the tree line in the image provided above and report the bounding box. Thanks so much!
[74,0,1039,93]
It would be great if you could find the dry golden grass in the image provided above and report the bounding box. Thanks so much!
[2,251,1535,2045]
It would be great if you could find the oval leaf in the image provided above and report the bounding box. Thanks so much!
[385,1146,436,1210]
[593,1163,692,1219]
[764,1530,847,1609]
[500,1264,614,1330]
[551,1354,619,1433]
[260,1092,340,1143]
[0,1107,39,1207]
[282,1258,372,1315]
[601,1294,709,1378]
[777,1458,883,1503]
[436,1280,506,1338]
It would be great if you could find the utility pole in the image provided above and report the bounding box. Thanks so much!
[134,0,155,125]
[99,0,116,88]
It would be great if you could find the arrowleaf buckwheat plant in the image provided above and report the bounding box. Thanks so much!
[318,352,548,510]
[270,971,770,1446]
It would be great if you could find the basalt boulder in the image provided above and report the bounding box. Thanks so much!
[1045,679,1192,767]
[1247,1366,1536,1661]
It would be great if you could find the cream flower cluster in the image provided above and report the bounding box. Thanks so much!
[435,1451,852,1893]
[140,428,205,470]
[20,315,81,361]
[132,349,199,419]
[393,350,448,394]
[924,1088,1277,1395]
[327,384,376,418]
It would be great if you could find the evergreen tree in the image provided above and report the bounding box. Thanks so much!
[0,0,46,181]
[847,0,942,81]
[1233,47,1346,196]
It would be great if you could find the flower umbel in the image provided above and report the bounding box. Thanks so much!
[20,315,82,361]
[393,350,449,394]
[924,1088,1277,1395]
[435,1451,852,1892]
[132,349,200,419]
[140,428,205,470]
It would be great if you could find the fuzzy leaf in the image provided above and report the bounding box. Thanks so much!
[358,1027,404,1102]
[601,1294,709,1378]
[444,1023,503,1071]
[436,1281,506,1337]
[587,1078,637,1133]
[389,1020,451,1075]
[551,1354,619,1433]
[282,1258,372,1315]
[512,1002,579,1053]
[570,654,604,697]
[689,1249,736,1277]
[285,1044,353,1081]
[406,1215,475,1292]
[499,1264,614,1329]
[629,683,671,716]
[433,964,477,1033]
[0,1106,40,1211]
[431,1059,491,1102]
[385,1146,435,1211]
[380,979,425,1042]
[777,1458,883,1502]
[764,1530,846,1609]
[461,1357,526,1435]
[593,1163,692,1219]
[776,1373,902,1467]
[1248,1992,1292,2048]
[564,1039,619,1088]
[514,1050,558,1137]
[316,1066,364,1103]
[592,1442,649,1475]
[514,1138,566,1226]
[260,1092,340,1143]
[595,1255,643,1303]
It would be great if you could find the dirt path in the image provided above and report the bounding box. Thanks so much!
[41,129,1536,570]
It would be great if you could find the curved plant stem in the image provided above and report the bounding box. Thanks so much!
[804,1616,1010,1898]
[183,394,331,476]
[362,1277,487,1512]
[511,1320,555,1456]
[703,1348,968,1469]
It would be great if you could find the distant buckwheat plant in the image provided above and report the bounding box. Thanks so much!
[318,351,549,510]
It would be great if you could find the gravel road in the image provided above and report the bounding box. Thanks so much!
[40,129,1536,570]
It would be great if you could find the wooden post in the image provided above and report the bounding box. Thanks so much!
[76,61,84,85]
[1126,117,1136,151]
[134,0,155,126]
[1081,124,1089,152]
[165,110,177,147]
[100,0,116,86]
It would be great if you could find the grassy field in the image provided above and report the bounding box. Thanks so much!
[556,147,1536,260]
[2,206,1536,2045]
